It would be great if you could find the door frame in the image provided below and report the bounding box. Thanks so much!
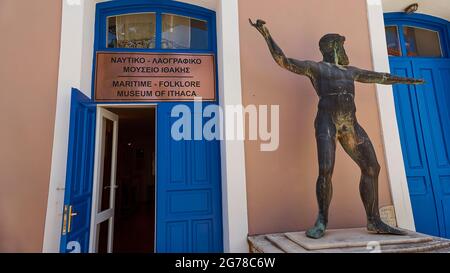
[93,0,224,253]
[90,103,157,253]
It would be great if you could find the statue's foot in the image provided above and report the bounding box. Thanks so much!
[367,219,408,235]
[306,222,327,239]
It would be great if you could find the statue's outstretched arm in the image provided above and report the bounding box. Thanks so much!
[249,19,315,76]
[351,67,424,85]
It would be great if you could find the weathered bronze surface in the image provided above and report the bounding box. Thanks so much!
[250,19,424,239]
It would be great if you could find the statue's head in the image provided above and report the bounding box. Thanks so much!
[319,34,349,65]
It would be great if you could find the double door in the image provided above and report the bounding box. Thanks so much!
[390,58,450,238]
[60,90,223,252]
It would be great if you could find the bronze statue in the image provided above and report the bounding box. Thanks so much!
[250,19,424,239]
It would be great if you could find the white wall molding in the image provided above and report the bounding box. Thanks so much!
[365,0,415,230]
[43,0,249,253]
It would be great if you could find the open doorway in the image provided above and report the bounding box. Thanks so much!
[93,106,156,253]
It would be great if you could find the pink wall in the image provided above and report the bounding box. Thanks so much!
[0,0,61,252]
[239,0,393,235]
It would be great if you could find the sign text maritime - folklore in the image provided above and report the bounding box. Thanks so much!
[112,80,201,88]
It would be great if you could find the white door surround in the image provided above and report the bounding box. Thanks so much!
[43,0,249,253]
[365,0,416,230]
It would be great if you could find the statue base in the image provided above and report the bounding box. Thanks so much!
[248,228,450,253]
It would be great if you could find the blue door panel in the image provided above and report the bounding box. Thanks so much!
[156,103,223,253]
[60,89,96,253]
[390,59,441,236]
[442,200,450,237]
[415,65,450,168]
[439,67,450,113]
[192,219,214,252]
[412,60,450,238]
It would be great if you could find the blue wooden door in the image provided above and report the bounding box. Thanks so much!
[60,89,96,253]
[390,59,441,236]
[412,59,450,238]
[390,58,450,238]
[156,102,223,252]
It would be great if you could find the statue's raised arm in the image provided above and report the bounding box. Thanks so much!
[350,67,425,85]
[249,19,315,77]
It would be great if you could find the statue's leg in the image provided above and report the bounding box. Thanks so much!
[338,122,407,235]
[306,112,336,239]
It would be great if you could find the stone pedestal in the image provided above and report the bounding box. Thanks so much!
[248,228,450,253]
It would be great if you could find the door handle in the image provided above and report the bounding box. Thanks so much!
[62,205,78,235]
[67,205,78,234]
[104,185,119,190]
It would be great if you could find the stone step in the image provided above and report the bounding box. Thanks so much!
[248,228,450,253]
[285,228,432,251]
[265,234,308,253]
[248,235,284,253]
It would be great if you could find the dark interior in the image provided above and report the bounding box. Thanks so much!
[108,107,156,253]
